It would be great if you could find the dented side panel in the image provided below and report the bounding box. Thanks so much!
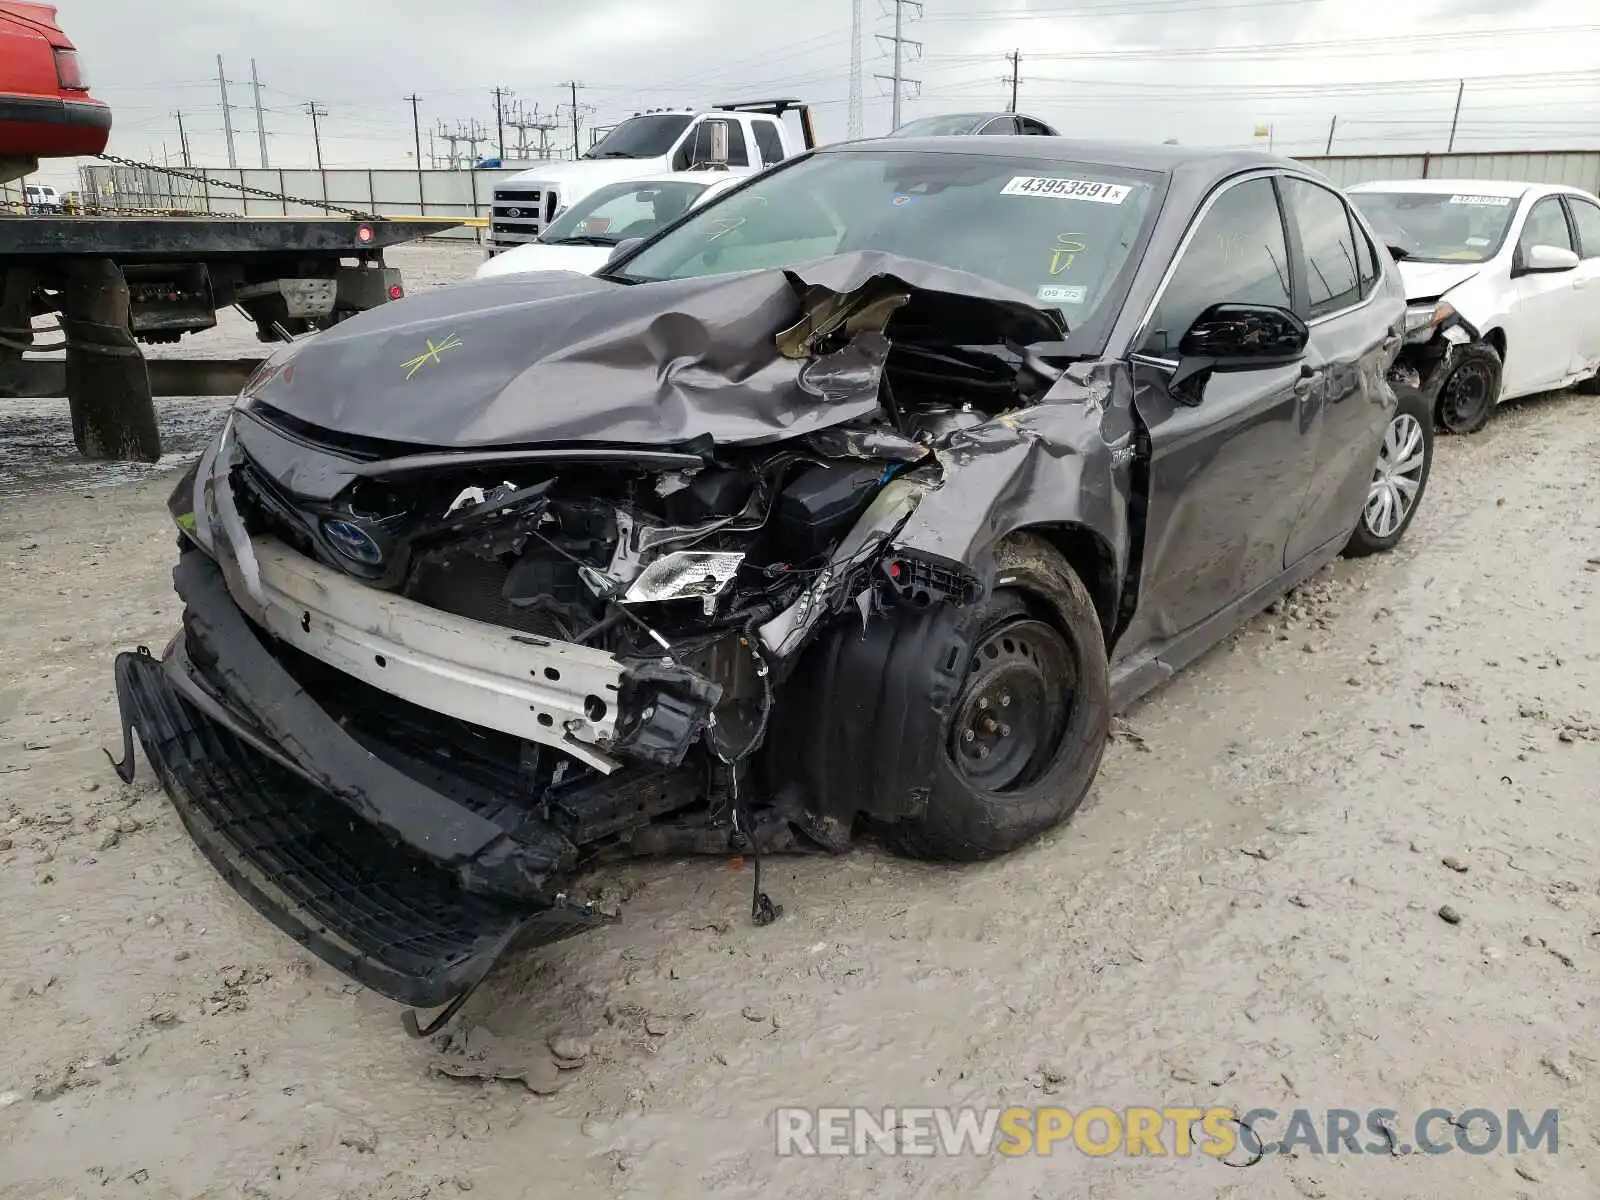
[885,360,1137,614]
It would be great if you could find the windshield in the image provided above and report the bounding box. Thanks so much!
[614,149,1160,326]
[583,114,693,160]
[1349,190,1521,264]
[890,114,988,136]
[539,180,707,246]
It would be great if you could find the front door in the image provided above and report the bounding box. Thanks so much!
[1121,174,1317,655]
[1280,177,1403,564]
[1504,195,1582,397]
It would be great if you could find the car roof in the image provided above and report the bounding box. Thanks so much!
[1346,178,1541,198]
[826,134,1294,179]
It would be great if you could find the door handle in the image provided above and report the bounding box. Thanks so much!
[1575,278,1591,290]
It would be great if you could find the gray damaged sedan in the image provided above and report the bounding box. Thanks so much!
[110,137,1432,1030]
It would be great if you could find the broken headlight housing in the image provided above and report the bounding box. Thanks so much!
[1403,299,1457,344]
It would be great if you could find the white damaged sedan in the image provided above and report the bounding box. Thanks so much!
[1348,178,1600,432]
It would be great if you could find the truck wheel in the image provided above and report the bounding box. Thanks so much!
[1343,386,1433,558]
[1434,343,1501,434]
[889,535,1110,862]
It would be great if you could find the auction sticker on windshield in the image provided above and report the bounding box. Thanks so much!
[1036,284,1088,304]
[1002,176,1132,204]
[1448,194,1513,206]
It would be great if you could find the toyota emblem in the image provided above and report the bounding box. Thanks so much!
[507,207,522,218]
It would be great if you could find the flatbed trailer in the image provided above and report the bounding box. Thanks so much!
[0,213,464,462]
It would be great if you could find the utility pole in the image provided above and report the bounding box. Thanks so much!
[250,58,269,168]
[1446,79,1464,152]
[560,81,585,159]
[216,54,237,168]
[847,0,864,138]
[406,94,424,166]
[1004,49,1021,113]
[174,110,192,167]
[304,101,328,170]
[1325,114,1337,154]
[490,85,511,159]
[873,0,922,132]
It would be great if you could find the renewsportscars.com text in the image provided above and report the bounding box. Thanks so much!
[773,1106,1559,1159]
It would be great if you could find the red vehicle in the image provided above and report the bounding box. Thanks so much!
[0,1,109,162]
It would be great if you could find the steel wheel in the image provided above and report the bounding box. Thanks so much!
[1364,412,1426,539]
[947,617,1076,793]
[1437,357,1496,433]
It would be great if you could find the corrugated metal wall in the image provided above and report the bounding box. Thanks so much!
[1295,150,1600,193]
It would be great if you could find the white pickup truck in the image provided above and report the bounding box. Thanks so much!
[486,99,814,256]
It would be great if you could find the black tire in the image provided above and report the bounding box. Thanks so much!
[1433,342,1502,434]
[1343,385,1433,558]
[889,534,1111,861]
[1575,369,1600,395]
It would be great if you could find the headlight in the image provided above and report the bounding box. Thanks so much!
[1404,300,1456,340]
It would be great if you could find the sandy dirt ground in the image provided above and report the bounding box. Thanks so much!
[1,243,1598,1200]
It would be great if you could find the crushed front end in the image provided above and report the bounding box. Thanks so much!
[110,255,1076,1023]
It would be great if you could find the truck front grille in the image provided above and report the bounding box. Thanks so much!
[490,186,558,248]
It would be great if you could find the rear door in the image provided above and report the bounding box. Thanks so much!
[1122,172,1318,650]
[1506,194,1581,395]
[1279,176,1401,565]
[1560,193,1600,376]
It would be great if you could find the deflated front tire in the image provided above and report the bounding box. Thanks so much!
[888,534,1111,861]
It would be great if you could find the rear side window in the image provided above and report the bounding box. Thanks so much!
[1351,212,1381,296]
[980,116,1019,135]
[1283,178,1361,317]
[679,120,749,168]
[1141,176,1292,357]
[1565,196,1600,259]
[752,119,786,165]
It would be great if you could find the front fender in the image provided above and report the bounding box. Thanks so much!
[887,360,1136,610]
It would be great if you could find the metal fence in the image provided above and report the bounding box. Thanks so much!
[75,165,535,241]
[1293,150,1600,193]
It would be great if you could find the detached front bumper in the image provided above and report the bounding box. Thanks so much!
[108,546,719,1009]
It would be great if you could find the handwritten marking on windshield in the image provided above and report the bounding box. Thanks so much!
[1048,234,1088,275]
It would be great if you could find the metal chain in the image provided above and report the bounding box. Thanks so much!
[91,153,377,220]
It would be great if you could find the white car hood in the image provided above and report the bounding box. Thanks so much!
[495,159,670,193]
[476,242,615,280]
[1395,259,1482,302]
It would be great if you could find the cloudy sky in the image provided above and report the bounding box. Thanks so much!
[31,0,1600,185]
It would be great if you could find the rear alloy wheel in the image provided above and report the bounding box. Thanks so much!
[1434,343,1502,434]
[1343,386,1433,558]
[890,534,1110,862]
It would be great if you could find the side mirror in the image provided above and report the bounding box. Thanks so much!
[1520,243,1580,274]
[604,237,644,267]
[1169,302,1310,398]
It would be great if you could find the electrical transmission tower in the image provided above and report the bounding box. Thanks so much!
[847,0,864,139]
[433,119,488,169]
[874,0,921,132]
[505,100,560,160]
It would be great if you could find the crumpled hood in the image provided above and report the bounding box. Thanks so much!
[1396,259,1481,303]
[242,251,1064,451]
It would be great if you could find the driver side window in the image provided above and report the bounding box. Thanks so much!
[1140,177,1293,358]
[1518,197,1573,259]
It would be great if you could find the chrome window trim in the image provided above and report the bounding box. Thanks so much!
[1131,169,1384,356]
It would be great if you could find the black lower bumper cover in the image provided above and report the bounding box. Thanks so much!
[109,644,614,1011]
